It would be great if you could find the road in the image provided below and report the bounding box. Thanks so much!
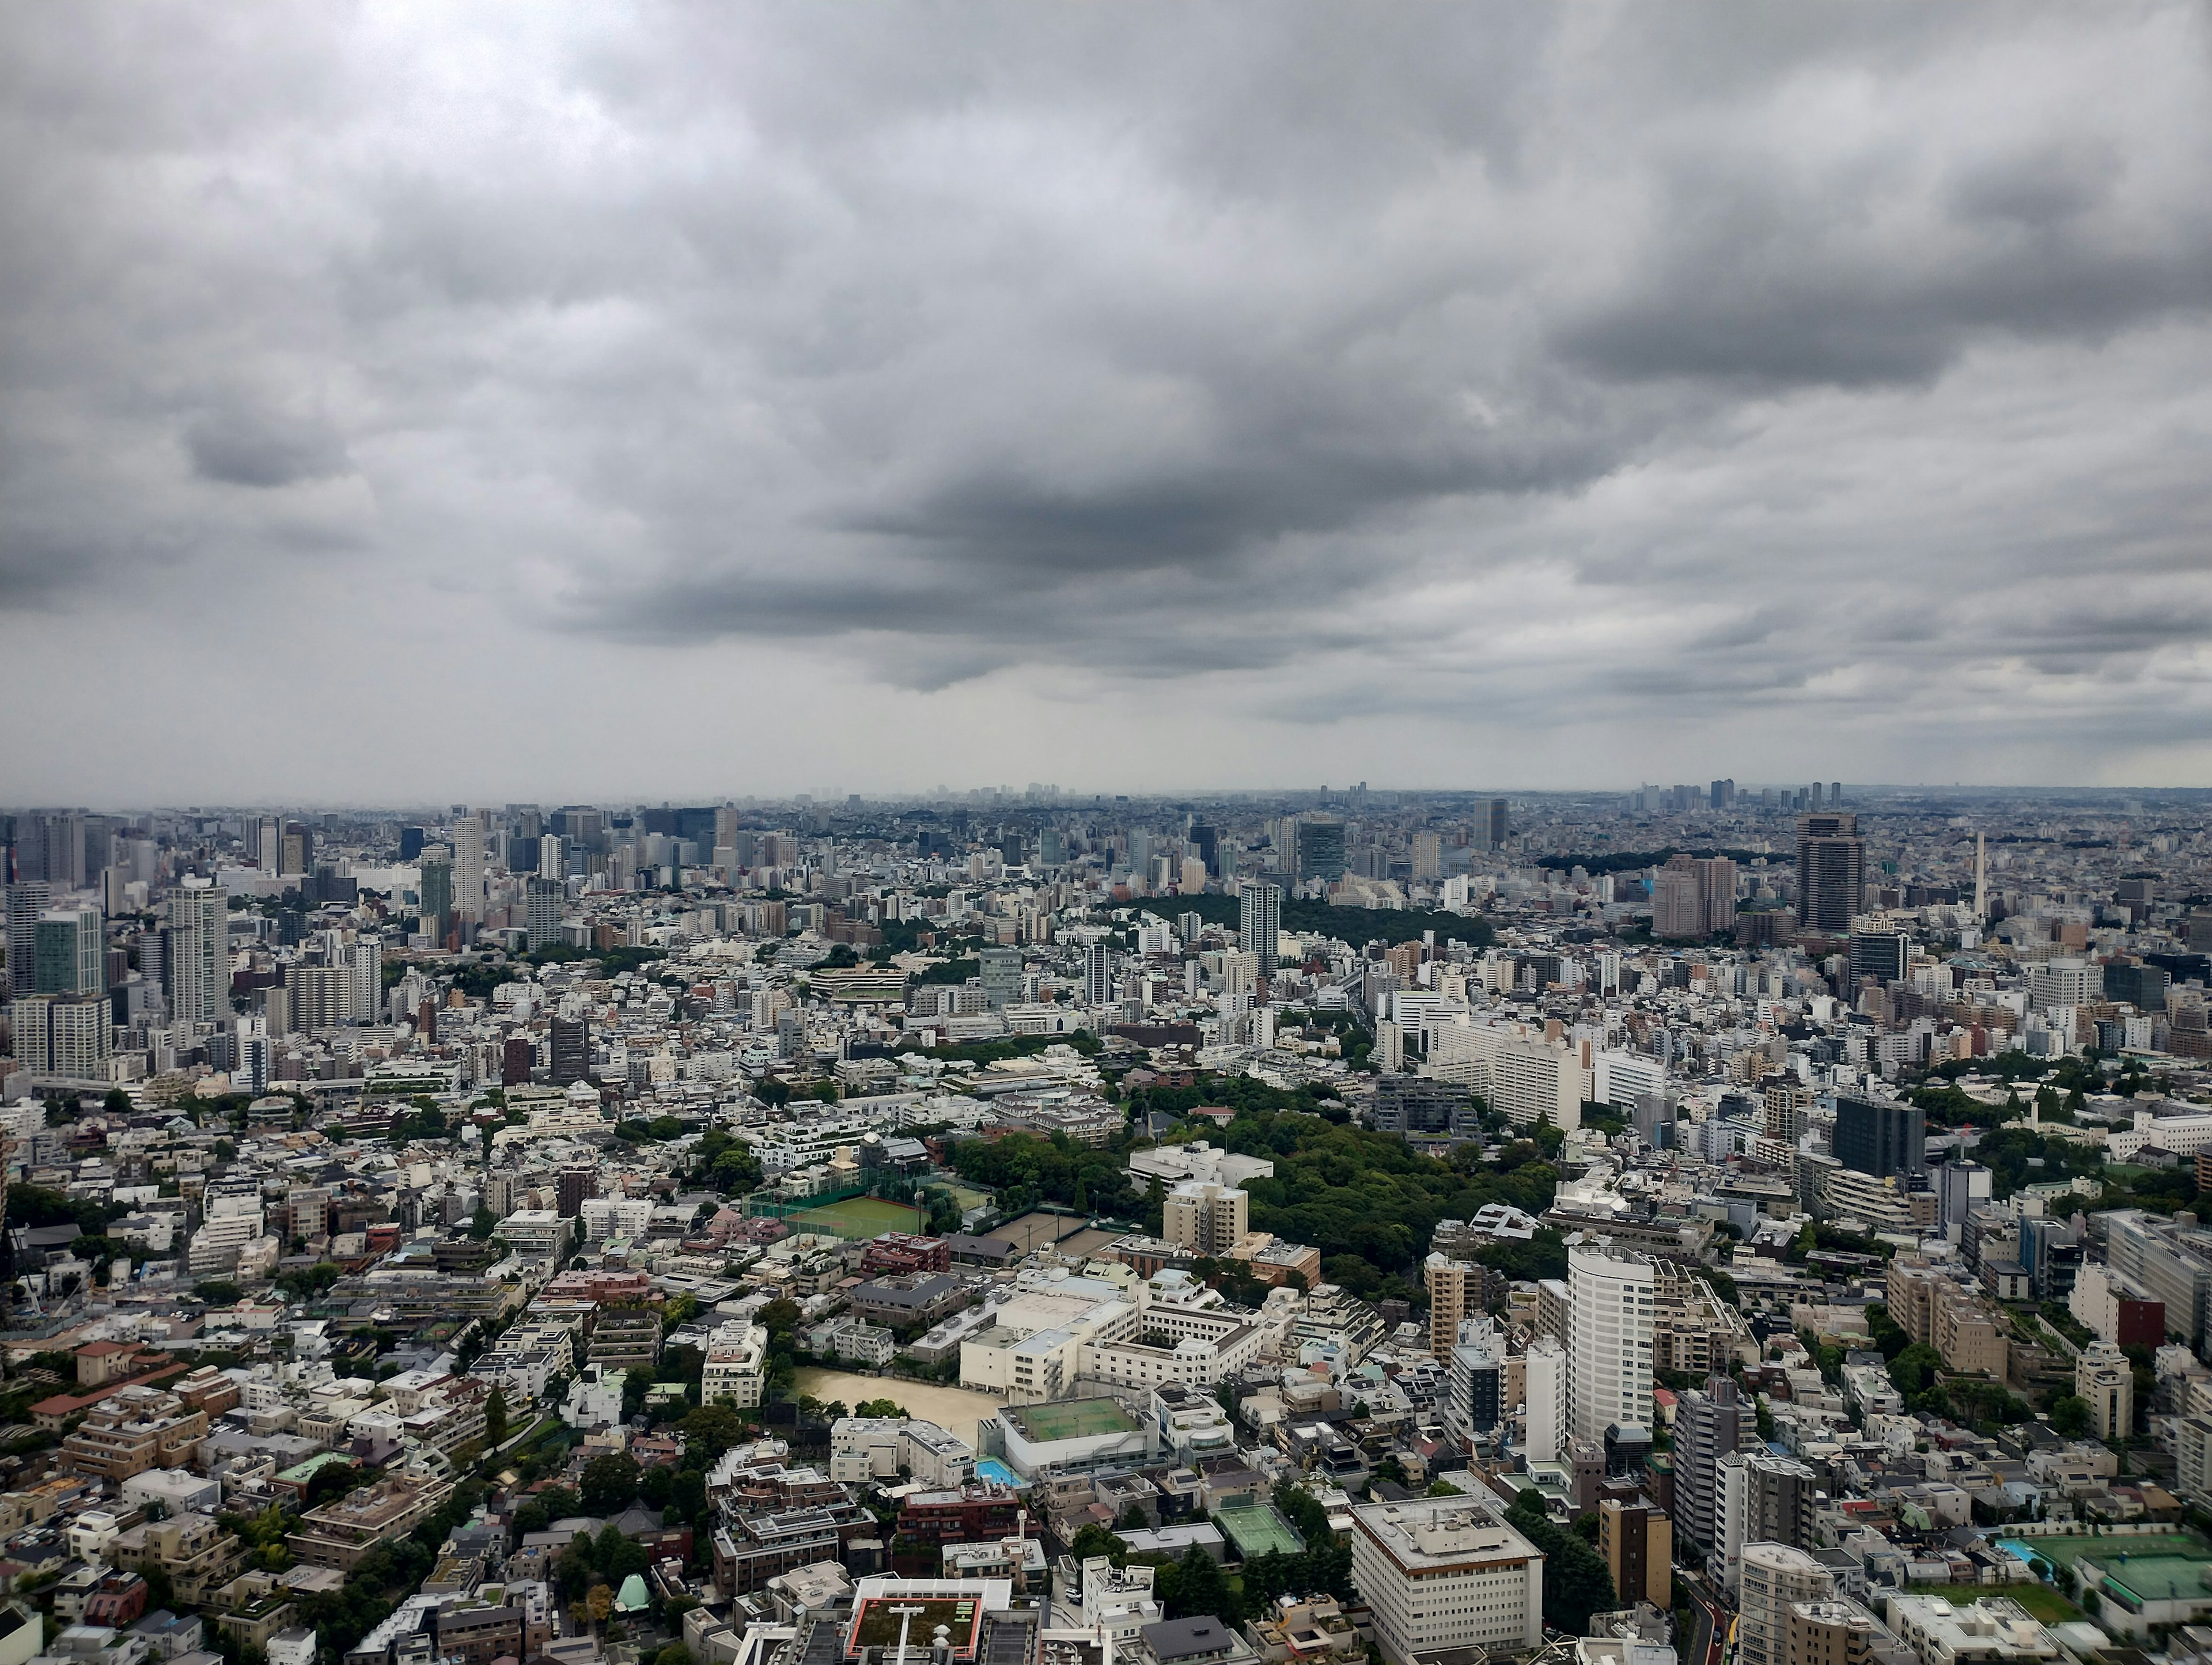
[1683,1572,1727,1665]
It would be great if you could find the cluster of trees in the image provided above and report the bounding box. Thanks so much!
[1885,1340,2030,1428]
[1502,1488,1617,1634]
[265,1476,486,1659]
[688,1130,765,1196]
[945,1132,1144,1221]
[1972,1127,2107,1200]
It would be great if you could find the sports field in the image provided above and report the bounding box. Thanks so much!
[2010,1533,2209,1569]
[1005,1397,1137,1442]
[1217,1504,1305,1559]
[786,1195,926,1239]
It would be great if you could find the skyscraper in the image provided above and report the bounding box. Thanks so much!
[34,908,103,996]
[1795,813,1866,932]
[1082,939,1113,1008]
[1238,880,1282,975]
[418,848,453,946]
[979,947,1023,1010]
[551,1016,592,1086]
[1483,798,1510,851]
[1412,832,1442,881]
[4,882,51,999]
[1567,1237,1654,1446]
[526,878,564,949]
[1833,1095,1924,1179]
[1296,818,1346,883]
[452,814,486,925]
[166,879,226,1025]
[1672,1373,1742,1553]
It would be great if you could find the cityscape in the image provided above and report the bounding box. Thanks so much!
[8,10,2212,1665]
[3,784,2212,1665]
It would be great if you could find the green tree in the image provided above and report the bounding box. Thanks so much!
[579,1452,641,1515]
[2050,1395,2093,1438]
[681,1402,747,1463]
[1504,1489,1616,1633]
[485,1385,509,1448]
[1069,1524,1127,1567]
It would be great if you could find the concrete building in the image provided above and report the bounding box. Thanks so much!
[1883,1595,2059,1665]
[1672,1373,1743,1556]
[702,1321,767,1409]
[1349,1497,1545,1663]
[1739,1543,1836,1665]
[2074,1340,2133,1440]
[1524,1336,1566,1465]
[1162,1181,1249,1258]
[1567,1237,1654,1446]
[1599,1499,1672,1610]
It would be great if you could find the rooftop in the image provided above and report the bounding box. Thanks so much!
[1000,1398,1137,1443]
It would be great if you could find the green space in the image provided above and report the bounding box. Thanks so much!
[1215,1503,1305,1560]
[785,1195,926,1239]
[1906,1586,2086,1626]
[1006,1397,1137,1442]
[2094,1556,2212,1606]
[851,1596,983,1649]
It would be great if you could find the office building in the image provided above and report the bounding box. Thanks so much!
[1411,832,1442,881]
[1832,1096,1923,1179]
[1297,819,1347,883]
[418,849,453,945]
[1720,1453,1820,1570]
[1672,1373,1742,1553]
[1599,1499,1673,1610]
[1738,1543,1835,1665]
[1162,1181,1248,1257]
[1350,1497,1546,1661]
[1524,1336,1566,1463]
[1568,1238,1654,1446]
[5,881,52,999]
[1938,1160,1991,1243]
[1480,799,1510,851]
[166,879,226,1026]
[1083,940,1113,1009]
[35,907,104,996]
[1238,881,1282,975]
[1796,814,1865,933]
[550,1017,592,1087]
[2076,1341,2133,1440]
[1847,928,1910,988]
[1655,855,1737,939]
[979,947,1023,1010]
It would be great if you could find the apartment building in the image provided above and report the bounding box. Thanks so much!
[1350,1498,1545,1663]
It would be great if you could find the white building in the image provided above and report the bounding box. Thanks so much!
[1524,1336,1566,1464]
[1884,1595,2059,1665]
[1350,1497,1546,1662]
[1567,1237,1654,1446]
[702,1320,768,1409]
[1493,1032,1592,1132]
[1127,1141,1274,1190]
[565,1363,625,1431]
[1737,1543,1835,1665]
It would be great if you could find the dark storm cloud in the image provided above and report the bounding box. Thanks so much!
[3,0,2212,776]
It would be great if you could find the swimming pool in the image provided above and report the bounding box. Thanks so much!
[1994,1539,2039,1565]
[976,1458,1024,1487]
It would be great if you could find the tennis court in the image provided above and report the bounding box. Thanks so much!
[786,1195,926,1239]
[1006,1398,1138,1442]
[1216,1504,1305,1560]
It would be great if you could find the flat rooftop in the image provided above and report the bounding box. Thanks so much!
[1001,1399,1138,1443]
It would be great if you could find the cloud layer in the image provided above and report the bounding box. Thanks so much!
[4,2,2212,797]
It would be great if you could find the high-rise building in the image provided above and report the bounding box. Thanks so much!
[1443,1315,1503,1442]
[1568,1237,1654,1446]
[1795,813,1865,933]
[1523,1336,1566,1463]
[1938,1160,1991,1243]
[34,907,103,996]
[539,835,565,879]
[503,1036,535,1087]
[452,815,486,925]
[9,993,112,1078]
[978,947,1023,1010]
[1297,819,1347,883]
[1846,927,1909,988]
[1238,881,1282,976]
[2077,1340,2133,1439]
[556,1166,597,1218]
[1672,1373,1741,1553]
[1785,1600,1880,1665]
[550,1017,592,1087]
[166,879,226,1026]
[1483,799,1510,851]
[1721,1453,1820,1573]
[418,848,453,946]
[1412,832,1442,881]
[4,882,51,999]
[1598,1499,1673,1610]
[258,817,281,876]
[1082,940,1113,1009]
[1737,1543,1835,1665]
[1832,1095,1924,1179]
[1425,1253,1482,1359]
[526,879,564,950]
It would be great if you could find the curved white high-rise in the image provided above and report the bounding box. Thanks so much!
[1567,1235,1654,1446]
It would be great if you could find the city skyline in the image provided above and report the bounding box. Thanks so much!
[6,5,2212,800]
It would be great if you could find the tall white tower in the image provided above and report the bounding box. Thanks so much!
[453,813,486,924]
[1523,1336,1566,1463]
[167,878,226,1026]
[1567,1236,1655,1446]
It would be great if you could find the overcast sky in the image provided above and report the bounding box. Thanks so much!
[5,2,2212,806]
